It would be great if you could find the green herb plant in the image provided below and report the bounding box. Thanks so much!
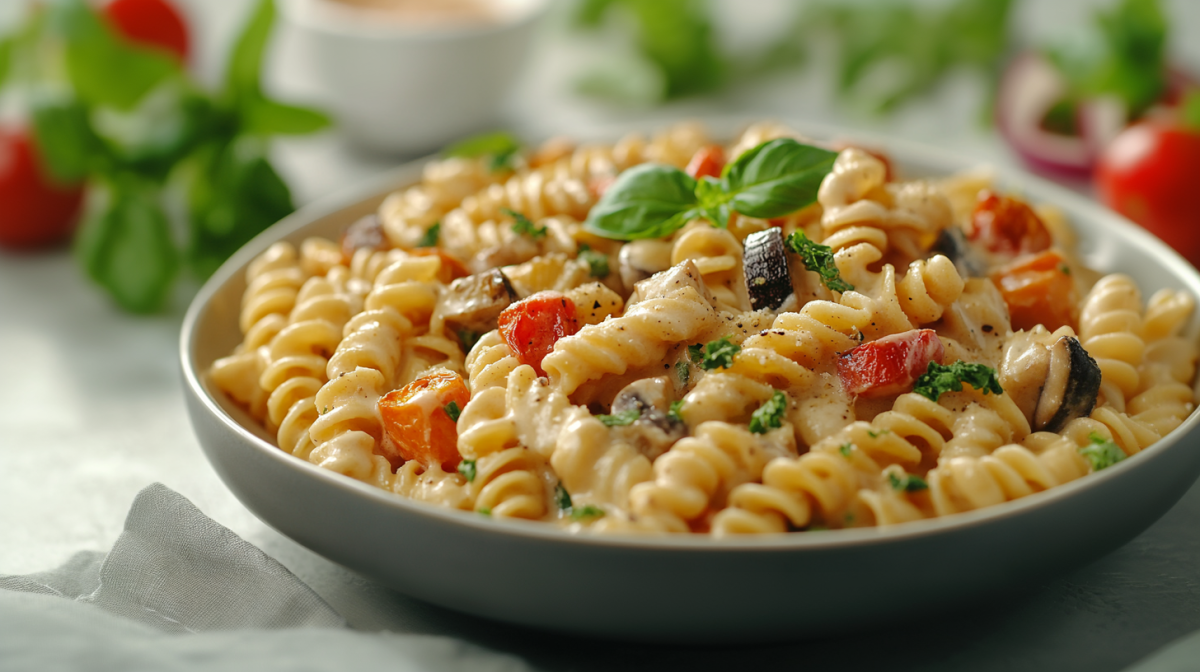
[504,208,547,239]
[584,138,837,240]
[5,0,329,312]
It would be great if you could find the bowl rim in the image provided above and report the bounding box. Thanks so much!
[181,117,1200,553]
[280,0,552,41]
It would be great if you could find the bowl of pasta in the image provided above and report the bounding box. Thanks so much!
[182,119,1200,642]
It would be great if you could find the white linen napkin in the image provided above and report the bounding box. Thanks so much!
[0,483,532,672]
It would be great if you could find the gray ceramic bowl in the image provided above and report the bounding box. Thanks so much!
[181,124,1200,644]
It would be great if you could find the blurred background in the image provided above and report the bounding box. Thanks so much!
[0,0,1198,312]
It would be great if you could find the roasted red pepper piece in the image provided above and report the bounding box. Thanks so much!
[838,329,945,398]
[498,291,580,376]
[970,191,1053,256]
[685,145,726,180]
[378,371,470,471]
[991,249,1078,332]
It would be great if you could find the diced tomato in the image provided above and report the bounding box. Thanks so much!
[685,145,726,180]
[498,291,580,376]
[378,371,470,471]
[340,214,385,262]
[970,191,1053,256]
[991,250,1078,332]
[410,248,471,284]
[838,329,944,398]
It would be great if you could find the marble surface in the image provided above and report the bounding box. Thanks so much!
[3,1,1200,669]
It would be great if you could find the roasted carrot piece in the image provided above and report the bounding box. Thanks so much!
[991,250,1078,331]
[971,191,1053,256]
[378,371,470,471]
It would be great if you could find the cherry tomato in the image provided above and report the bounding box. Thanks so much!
[970,191,1052,256]
[0,128,85,250]
[378,371,470,471]
[685,145,726,180]
[498,291,579,377]
[991,250,1078,332]
[1096,119,1200,264]
[838,329,944,398]
[103,0,190,64]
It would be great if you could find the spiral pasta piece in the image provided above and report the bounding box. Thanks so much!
[543,279,719,397]
[261,276,363,457]
[627,421,796,533]
[926,439,1089,516]
[379,156,502,249]
[1078,274,1145,410]
[670,225,750,313]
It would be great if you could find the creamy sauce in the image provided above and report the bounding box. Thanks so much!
[323,0,500,25]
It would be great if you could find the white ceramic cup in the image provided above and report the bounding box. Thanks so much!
[281,0,549,155]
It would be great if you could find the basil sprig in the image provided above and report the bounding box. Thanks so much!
[584,138,837,240]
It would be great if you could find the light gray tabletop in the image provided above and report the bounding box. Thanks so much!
[3,1,1200,670]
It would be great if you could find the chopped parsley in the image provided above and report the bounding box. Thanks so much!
[570,505,606,521]
[687,336,741,371]
[667,400,685,423]
[867,428,890,439]
[598,408,640,427]
[888,472,929,492]
[503,208,547,239]
[488,145,520,173]
[785,231,854,293]
[478,507,492,516]
[1060,264,1071,275]
[417,222,440,248]
[839,443,853,457]
[555,483,572,510]
[676,359,690,385]
[1080,433,1126,472]
[749,390,787,434]
[577,244,610,277]
[444,401,462,423]
[457,330,483,353]
[913,360,1003,401]
[457,459,477,483]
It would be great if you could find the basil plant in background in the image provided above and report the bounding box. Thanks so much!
[1,0,329,313]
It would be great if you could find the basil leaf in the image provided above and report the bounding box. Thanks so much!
[0,36,12,91]
[76,177,179,313]
[583,163,699,240]
[226,0,275,103]
[241,98,331,136]
[704,138,837,219]
[187,136,294,279]
[443,131,520,160]
[30,94,100,184]
[51,0,180,111]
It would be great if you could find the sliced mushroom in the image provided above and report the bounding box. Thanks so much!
[438,269,517,334]
[618,239,673,292]
[1034,336,1101,432]
[610,377,686,461]
[1001,330,1100,433]
[743,228,793,310]
[933,227,987,278]
[340,213,386,261]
